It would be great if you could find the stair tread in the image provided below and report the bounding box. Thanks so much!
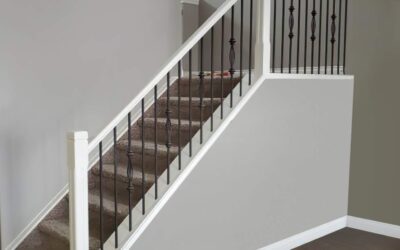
[117,140,179,155]
[159,96,222,102]
[39,219,100,249]
[140,117,201,128]
[92,164,155,185]
[88,193,129,217]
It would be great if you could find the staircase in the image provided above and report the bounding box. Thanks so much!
[17,74,242,250]
[12,0,273,248]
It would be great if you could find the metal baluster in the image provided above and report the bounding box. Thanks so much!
[126,112,134,231]
[272,0,277,73]
[141,99,145,214]
[249,0,253,84]
[199,38,204,143]
[325,0,330,74]
[281,0,285,73]
[99,142,104,250]
[311,0,317,74]
[113,128,118,248]
[177,61,182,169]
[189,50,193,156]
[304,0,309,73]
[331,0,337,74]
[229,6,236,108]
[154,86,158,198]
[288,0,295,73]
[318,0,323,74]
[343,0,348,74]
[165,73,172,184]
[221,16,225,119]
[210,27,215,131]
[337,0,342,74]
[296,0,301,73]
[240,0,244,95]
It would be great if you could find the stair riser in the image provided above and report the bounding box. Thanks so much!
[139,127,196,146]
[156,104,217,121]
[102,150,177,172]
[170,78,239,98]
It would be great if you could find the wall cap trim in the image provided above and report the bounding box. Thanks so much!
[181,0,199,5]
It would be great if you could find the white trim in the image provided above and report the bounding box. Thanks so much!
[88,0,238,152]
[347,216,400,239]
[180,0,199,5]
[67,132,89,250]
[5,185,69,250]
[273,66,345,75]
[259,217,347,250]
[266,73,354,80]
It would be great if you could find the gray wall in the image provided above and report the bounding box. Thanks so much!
[131,77,354,250]
[347,0,400,225]
[0,0,182,248]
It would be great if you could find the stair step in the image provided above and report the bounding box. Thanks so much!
[117,140,179,156]
[91,164,155,185]
[88,193,129,218]
[139,117,201,130]
[158,97,221,107]
[39,220,100,250]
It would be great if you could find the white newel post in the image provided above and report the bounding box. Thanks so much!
[67,132,89,250]
[255,0,271,78]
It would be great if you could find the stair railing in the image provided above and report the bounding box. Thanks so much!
[67,0,270,249]
[270,0,349,74]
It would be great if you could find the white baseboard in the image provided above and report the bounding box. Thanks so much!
[259,216,347,250]
[5,185,68,250]
[347,216,400,239]
[259,215,400,250]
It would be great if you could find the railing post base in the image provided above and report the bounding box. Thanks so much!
[67,131,89,250]
[255,0,271,78]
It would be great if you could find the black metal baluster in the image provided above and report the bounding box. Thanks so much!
[337,0,342,74]
[221,16,225,119]
[210,27,215,131]
[229,6,236,108]
[126,112,134,231]
[99,142,104,250]
[177,61,182,169]
[272,0,277,73]
[343,0,348,74]
[240,0,244,95]
[296,0,301,73]
[141,99,145,214]
[249,0,253,84]
[154,86,158,198]
[189,50,193,156]
[113,128,118,248]
[304,0,309,73]
[318,0,323,74]
[311,0,317,74]
[281,0,286,73]
[199,38,204,143]
[325,0,330,74]
[288,0,295,73]
[331,0,337,74]
[165,73,172,184]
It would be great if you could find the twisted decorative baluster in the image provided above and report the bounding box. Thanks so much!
[311,0,317,74]
[165,73,172,184]
[126,112,134,231]
[288,0,295,73]
[229,6,236,108]
[331,0,337,74]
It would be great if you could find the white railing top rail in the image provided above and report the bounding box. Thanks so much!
[88,0,238,152]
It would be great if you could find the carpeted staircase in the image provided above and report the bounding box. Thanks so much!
[17,73,241,249]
